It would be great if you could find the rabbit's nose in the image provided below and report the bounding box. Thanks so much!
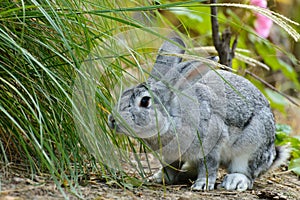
[108,114,116,129]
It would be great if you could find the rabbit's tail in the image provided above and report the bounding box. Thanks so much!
[270,144,291,170]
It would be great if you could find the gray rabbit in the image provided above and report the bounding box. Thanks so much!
[108,37,290,191]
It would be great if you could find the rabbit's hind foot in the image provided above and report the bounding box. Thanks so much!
[221,173,253,191]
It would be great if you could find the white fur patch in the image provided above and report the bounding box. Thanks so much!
[230,153,251,174]
[221,173,251,191]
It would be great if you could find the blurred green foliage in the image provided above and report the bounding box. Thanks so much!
[276,124,300,175]
[160,0,300,112]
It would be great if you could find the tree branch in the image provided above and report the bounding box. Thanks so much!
[211,0,220,51]
[210,0,236,68]
[210,2,298,107]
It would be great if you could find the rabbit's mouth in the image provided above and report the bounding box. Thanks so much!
[107,114,121,133]
[108,111,170,138]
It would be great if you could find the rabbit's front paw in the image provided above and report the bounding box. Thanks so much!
[148,171,163,183]
[221,173,252,191]
[191,178,215,191]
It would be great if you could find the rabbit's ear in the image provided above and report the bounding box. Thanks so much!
[162,60,213,90]
[149,37,185,82]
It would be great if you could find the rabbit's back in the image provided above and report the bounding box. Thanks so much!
[200,70,272,129]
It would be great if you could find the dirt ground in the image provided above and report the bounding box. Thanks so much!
[0,165,299,200]
[1,105,299,200]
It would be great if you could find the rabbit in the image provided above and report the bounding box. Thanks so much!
[108,37,290,191]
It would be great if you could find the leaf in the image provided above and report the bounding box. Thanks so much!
[277,59,300,89]
[264,88,287,112]
[170,7,204,22]
[289,158,300,175]
[276,124,292,135]
[255,41,300,89]
[169,6,212,35]
[275,132,289,145]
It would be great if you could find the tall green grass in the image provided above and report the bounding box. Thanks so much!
[0,0,299,198]
[0,0,197,197]
[0,1,95,197]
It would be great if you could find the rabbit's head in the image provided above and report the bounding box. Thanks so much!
[108,37,211,138]
[108,82,170,138]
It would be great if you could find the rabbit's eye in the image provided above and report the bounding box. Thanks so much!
[140,96,151,108]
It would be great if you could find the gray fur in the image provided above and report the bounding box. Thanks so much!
[108,37,290,191]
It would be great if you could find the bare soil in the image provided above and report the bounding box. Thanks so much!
[0,165,299,200]
[1,106,299,200]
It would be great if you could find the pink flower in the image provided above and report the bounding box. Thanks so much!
[250,0,267,8]
[250,0,273,38]
[254,14,273,38]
